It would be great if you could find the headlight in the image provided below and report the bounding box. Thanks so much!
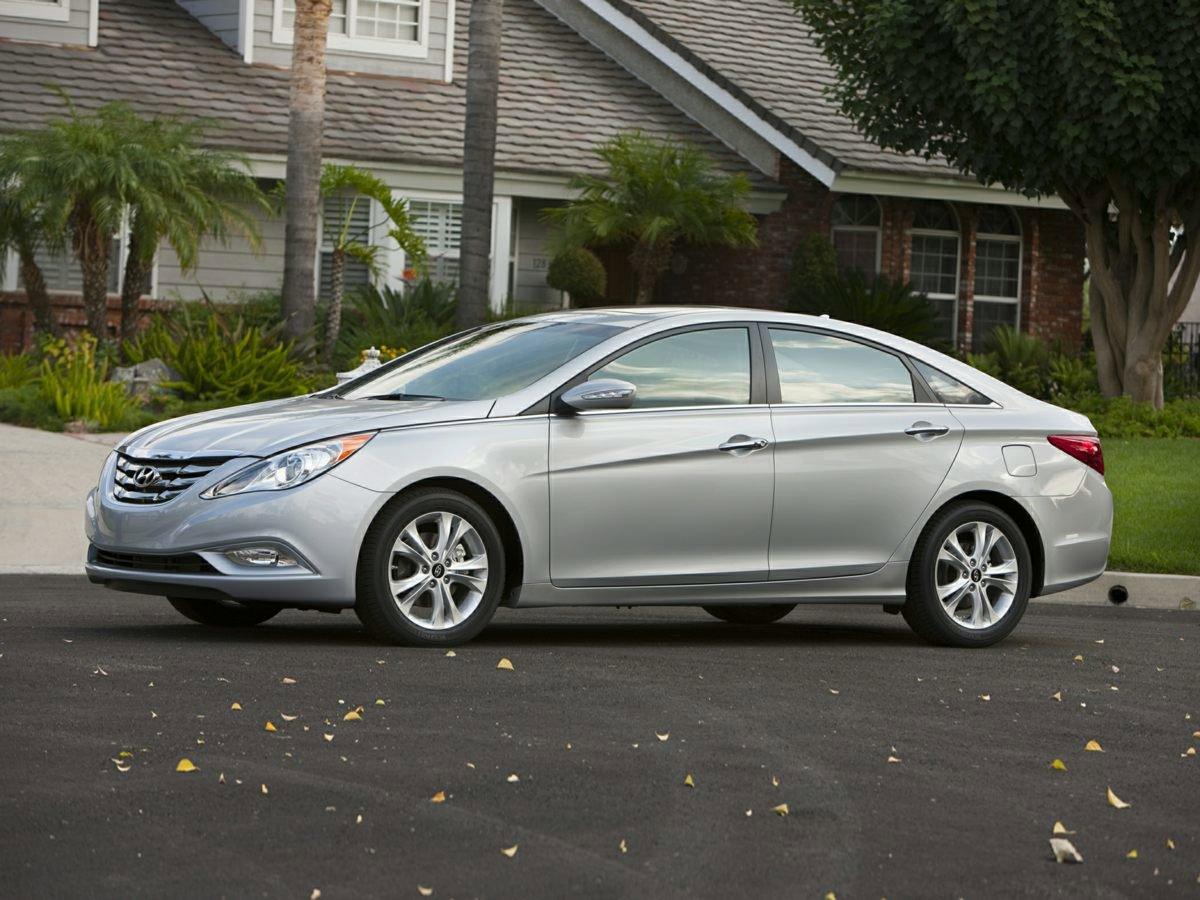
[201,433,375,499]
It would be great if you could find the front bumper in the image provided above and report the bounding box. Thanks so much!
[84,454,388,608]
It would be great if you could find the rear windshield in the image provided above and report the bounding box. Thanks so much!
[339,319,624,402]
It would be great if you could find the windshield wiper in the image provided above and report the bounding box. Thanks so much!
[362,392,449,402]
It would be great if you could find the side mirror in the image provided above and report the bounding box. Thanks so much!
[560,378,637,412]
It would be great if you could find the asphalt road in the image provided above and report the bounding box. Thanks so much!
[0,577,1197,899]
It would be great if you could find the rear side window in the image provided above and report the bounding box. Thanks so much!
[590,327,751,408]
[912,360,991,405]
[768,329,914,404]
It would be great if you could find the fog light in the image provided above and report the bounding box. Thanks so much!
[225,546,302,569]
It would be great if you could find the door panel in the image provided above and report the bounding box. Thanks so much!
[768,406,962,579]
[549,408,774,586]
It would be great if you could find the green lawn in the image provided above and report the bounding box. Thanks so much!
[1104,438,1200,575]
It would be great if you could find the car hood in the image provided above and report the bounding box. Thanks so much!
[119,395,496,458]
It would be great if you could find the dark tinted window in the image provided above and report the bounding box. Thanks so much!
[341,320,623,401]
[769,329,914,404]
[590,328,751,408]
[913,359,991,405]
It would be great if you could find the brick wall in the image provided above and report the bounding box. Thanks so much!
[0,293,165,354]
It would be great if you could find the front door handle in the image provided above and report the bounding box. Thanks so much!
[718,435,770,454]
[905,422,950,439]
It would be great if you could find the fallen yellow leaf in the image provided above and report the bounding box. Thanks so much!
[1126,849,1138,859]
[1050,837,1083,864]
[282,677,297,684]
[1051,759,1068,771]
[1107,786,1131,809]
[230,702,242,711]
[496,658,514,671]
[506,773,520,783]
[619,839,628,854]
[829,688,840,695]
[281,713,299,722]
[683,773,695,788]
[887,755,902,764]
[1183,747,1196,757]
[1073,655,1084,662]
[218,772,225,784]
[1052,691,1062,702]
[418,888,433,897]
[500,844,518,858]
[1166,838,1176,850]
[771,774,780,787]
[772,803,789,816]
[343,710,362,722]
[430,790,446,803]
[175,758,198,773]
[978,694,991,702]
[1085,740,1103,752]
[375,699,385,706]
[1052,821,1075,835]
[265,721,277,732]
[655,732,670,742]
[444,650,456,658]
[261,783,268,795]
[323,733,334,742]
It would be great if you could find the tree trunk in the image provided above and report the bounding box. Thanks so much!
[73,210,111,340]
[630,239,673,305]
[456,0,504,330]
[321,247,345,366]
[280,0,332,345]
[1061,178,1200,409]
[120,252,152,348]
[16,240,59,337]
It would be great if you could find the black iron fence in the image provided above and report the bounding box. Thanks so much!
[1165,321,1200,399]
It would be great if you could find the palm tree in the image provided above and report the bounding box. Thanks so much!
[280,0,333,344]
[456,0,505,329]
[0,100,139,340]
[119,114,268,345]
[0,183,61,337]
[316,164,426,364]
[547,133,759,304]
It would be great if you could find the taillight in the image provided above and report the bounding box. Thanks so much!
[1047,435,1104,475]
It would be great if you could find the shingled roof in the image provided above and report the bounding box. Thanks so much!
[0,0,772,187]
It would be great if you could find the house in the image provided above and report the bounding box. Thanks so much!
[0,0,1084,354]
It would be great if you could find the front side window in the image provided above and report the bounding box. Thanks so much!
[340,320,623,402]
[831,195,881,277]
[769,329,914,405]
[908,201,960,344]
[973,206,1022,351]
[590,328,751,409]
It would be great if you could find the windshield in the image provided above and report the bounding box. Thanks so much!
[339,319,625,402]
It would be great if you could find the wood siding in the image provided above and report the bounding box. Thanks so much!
[156,203,286,300]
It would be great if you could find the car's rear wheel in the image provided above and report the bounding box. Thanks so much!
[167,596,282,627]
[902,501,1032,648]
[355,488,506,646]
[703,604,796,625]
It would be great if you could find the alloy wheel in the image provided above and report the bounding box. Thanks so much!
[388,511,489,630]
[934,520,1019,630]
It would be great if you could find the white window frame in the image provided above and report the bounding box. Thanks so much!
[908,202,962,344]
[973,208,1023,335]
[830,195,883,277]
[0,0,70,23]
[387,191,511,313]
[272,0,431,60]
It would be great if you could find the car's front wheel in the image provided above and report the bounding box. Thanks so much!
[355,488,507,646]
[167,597,282,627]
[703,604,796,625]
[902,501,1032,648]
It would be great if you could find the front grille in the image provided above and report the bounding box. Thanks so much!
[93,548,219,574]
[112,453,232,504]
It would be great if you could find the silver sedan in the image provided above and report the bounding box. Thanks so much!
[85,308,1112,648]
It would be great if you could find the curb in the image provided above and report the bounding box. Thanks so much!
[1040,570,1198,611]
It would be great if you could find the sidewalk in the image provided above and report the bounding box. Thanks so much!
[0,423,1195,609]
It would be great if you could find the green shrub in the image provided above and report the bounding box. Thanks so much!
[1066,396,1200,439]
[791,266,941,345]
[39,336,137,431]
[787,233,840,308]
[546,247,607,303]
[0,353,39,390]
[0,383,63,430]
[335,280,457,370]
[125,306,305,404]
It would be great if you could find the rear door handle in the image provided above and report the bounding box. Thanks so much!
[719,435,770,453]
[905,422,950,439]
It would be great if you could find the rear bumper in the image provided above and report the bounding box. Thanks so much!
[1022,468,1113,596]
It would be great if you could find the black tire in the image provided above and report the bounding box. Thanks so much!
[902,501,1033,648]
[167,596,282,627]
[703,604,796,625]
[354,487,507,646]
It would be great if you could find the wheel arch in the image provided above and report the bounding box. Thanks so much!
[929,490,1045,597]
[358,476,526,607]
